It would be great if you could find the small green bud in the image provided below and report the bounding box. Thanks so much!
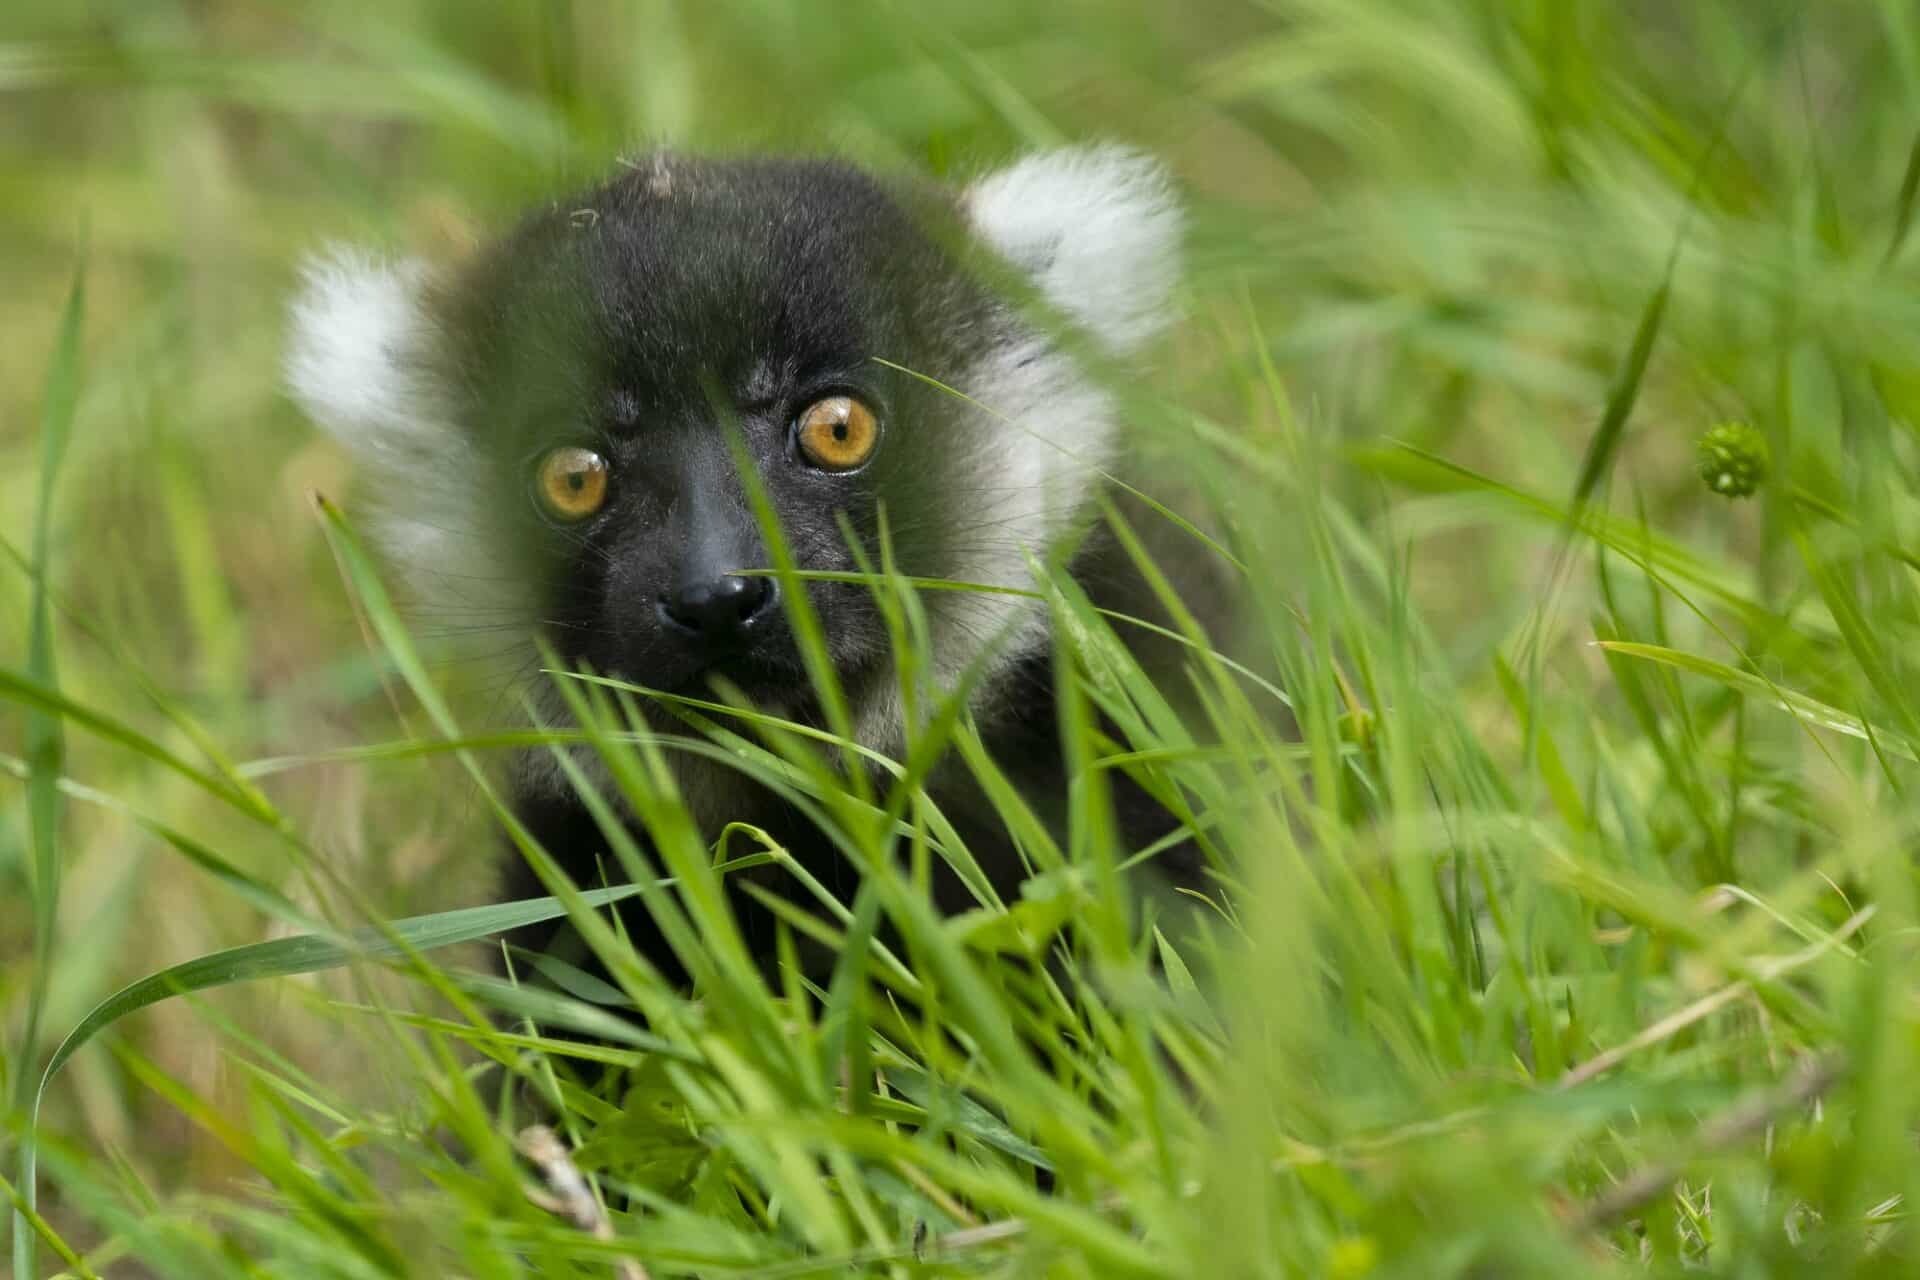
[1695,421,1769,499]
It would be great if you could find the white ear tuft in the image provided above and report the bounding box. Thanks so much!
[284,247,441,457]
[285,247,527,644]
[965,145,1182,353]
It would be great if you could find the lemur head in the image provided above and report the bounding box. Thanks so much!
[287,147,1180,750]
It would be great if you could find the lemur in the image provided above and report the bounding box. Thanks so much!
[286,146,1198,982]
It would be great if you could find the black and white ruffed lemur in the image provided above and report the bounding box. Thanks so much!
[285,146,1203,981]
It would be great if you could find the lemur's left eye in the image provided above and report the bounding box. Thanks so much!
[535,446,610,521]
[794,396,880,472]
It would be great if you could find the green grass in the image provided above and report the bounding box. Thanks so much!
[7,0,1920,1274]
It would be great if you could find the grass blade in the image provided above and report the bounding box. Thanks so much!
[12,253,82,1280]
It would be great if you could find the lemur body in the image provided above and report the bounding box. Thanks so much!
[287,148,1190,977]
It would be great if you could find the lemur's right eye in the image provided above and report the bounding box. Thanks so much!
[535,447,610,521]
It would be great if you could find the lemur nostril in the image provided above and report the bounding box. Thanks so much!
[734,577,771,619]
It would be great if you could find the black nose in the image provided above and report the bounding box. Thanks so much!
[658,574,774,641]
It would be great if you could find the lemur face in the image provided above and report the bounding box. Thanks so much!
[427,156,1006,708]
[288,148,1180,744]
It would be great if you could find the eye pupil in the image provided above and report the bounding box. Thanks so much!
[832,423,848,442]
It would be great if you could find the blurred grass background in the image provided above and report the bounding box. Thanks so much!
[8,0,1920,1275]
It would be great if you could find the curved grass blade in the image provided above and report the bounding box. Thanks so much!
[28,884,655,1170]
[1594,641,1918,761]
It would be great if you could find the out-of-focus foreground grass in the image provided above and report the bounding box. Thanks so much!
[7,1,1920,1275]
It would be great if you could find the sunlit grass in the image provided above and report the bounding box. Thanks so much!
[6,1,1920,1275]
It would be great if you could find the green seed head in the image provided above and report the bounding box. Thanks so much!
[1695,421,1769,499]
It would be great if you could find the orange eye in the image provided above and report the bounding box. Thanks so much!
[535,446,609,521]
[794,396,880,472]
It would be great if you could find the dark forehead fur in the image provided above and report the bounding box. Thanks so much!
[431,153,995,430]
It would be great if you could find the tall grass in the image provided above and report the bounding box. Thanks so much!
[6,1,1920,1274]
